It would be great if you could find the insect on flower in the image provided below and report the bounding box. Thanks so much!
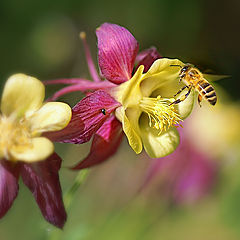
[170,64,217,107]
[101,108,106,115]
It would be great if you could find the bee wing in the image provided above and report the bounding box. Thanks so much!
[203,73,230,82]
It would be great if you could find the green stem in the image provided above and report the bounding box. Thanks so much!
[47,169,89,240]
[64,169,89,210]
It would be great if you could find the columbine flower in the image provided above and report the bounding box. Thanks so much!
[0,74,72,228]
[45,23,194,168]
[110,57,193,158]
[139,126,217,205]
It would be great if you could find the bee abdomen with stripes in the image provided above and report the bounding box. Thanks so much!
[197,81,217,105]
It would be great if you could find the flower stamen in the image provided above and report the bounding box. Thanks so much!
[139,96,182,133]
[0,116,32,160]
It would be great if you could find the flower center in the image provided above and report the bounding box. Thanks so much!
[139,96,182,133]
[0,116,32,160]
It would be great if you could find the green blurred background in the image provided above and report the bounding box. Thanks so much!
[1,0,240,239]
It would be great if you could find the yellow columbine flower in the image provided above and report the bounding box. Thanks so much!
[111,58,194,158]
[0,74,72,162]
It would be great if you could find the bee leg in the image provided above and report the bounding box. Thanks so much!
[170,86,192,105]
[173,85,188,97]
[178,76,184,83]
[198,94,203,107]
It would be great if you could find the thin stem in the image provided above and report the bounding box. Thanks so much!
[64,170,89,209]
[47,170,89,240]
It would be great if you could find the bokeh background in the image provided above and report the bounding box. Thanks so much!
[1,0,240,239]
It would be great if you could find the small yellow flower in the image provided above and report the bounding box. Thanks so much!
[111,58,194,158]
[0,74,72,162]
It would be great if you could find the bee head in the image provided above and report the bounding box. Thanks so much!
[180,65,190,73]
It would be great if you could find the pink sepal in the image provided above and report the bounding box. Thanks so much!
[0,161,20,218]
[72,115,123,170]
[20,153,66,229]
[97,23,139,84]
[135,47,161,73]
[45,90,120,144]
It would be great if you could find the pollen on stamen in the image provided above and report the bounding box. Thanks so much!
[139,96,182,134]
[0,116,32,160]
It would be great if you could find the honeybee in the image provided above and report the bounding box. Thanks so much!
[170,64,217,106]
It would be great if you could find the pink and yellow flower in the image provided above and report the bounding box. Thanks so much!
[0,74,71,228]
[46,23,194,168]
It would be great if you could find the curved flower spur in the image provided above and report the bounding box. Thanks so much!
[0,74,72,228]
[45,23,195,169]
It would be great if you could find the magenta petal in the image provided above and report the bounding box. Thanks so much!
[97,23,139,84]
[0,161,19,218]
[45,90,121,144]
[20,153,66,228]
[72,115,123,170]
[135,47,162,73]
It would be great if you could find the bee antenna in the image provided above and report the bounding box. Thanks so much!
[170,65,182,68]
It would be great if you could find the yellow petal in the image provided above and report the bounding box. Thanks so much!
[115,106,124,122]
[29,102,72,135]
[140,115,180,158]
[1,74,45,118]
[10,137,54,162]
[141,58,184,97]
[177,90,195,119]
[111,65,144,108]
[149,80,185,99]
[122,108,142,154]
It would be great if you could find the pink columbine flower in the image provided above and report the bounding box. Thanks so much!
[45,23,194,169]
